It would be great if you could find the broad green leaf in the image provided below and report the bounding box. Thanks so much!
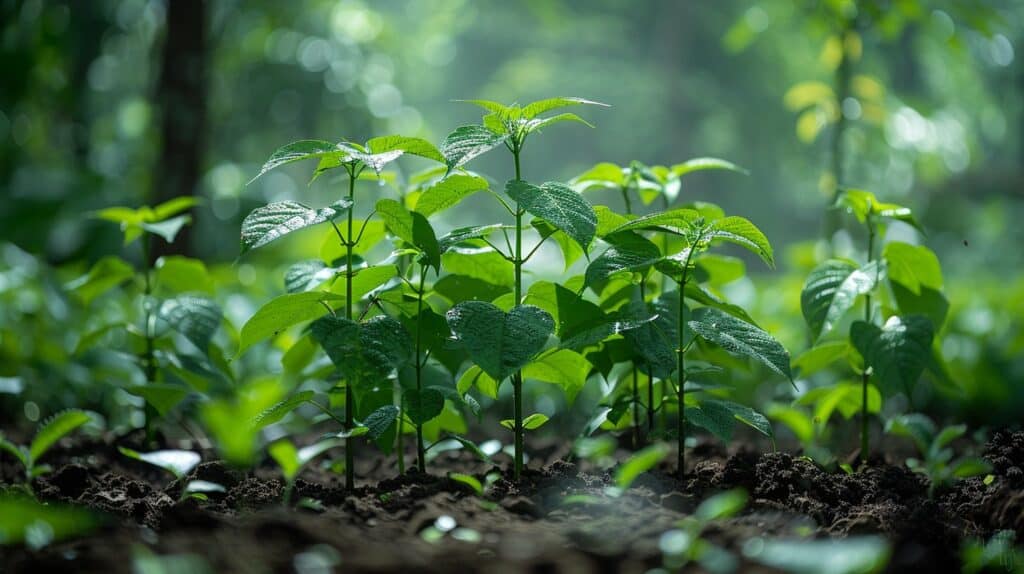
[363,405,399,439]
[456,365,500,399]
[695,489,749,521]
[201,380,285,467]
[606,208,701,235]
[744,536,891,574]
[520,281,604,340]
[127,384,189,416]
[615,443,669,490]
[151,197,201,221]
[837,189,922,232]
[442,248,514,287]
[521,96,609,119]
[705,216,774,267]
[505,180,597,249]
[766,404,815,445]
[248,140,345,183]
[432,274,510,304]
[584,232,661,289]
[237,291,344,356]
[683,282,759,325]
[688,307,793,382]
[413,173,489,216]
[365,135,444,163]
[240,199,352,254]
[404,388,445,425]
[29,410,91,463]
[694,254,745,287]
[851,315,934,397]
[329,265,399,303]
[156,256,214,294]
[530,219,585,271]
[594,206,631,237]
[798,382,881,427]
[253,391,315,429]
[118,447,200,479]
[560,314,656,352]
[440,125,508,174]
[319,220,387,260]
[890,282,949,331]
[446,302,554,381]
[623,293,684,380]
[883,242,942,295]
[141,215,190,243]
[65,256,134,305]
[800,259,880,340]
[686,399,773,441]
[524,112,594,133]
[333,142,404,175]
[792,341,849,377]
[159,294,221,351]
[671,157,749,178]
[267,440,300,480]
[438,224,508,253]
[0,497,102,549]
[523,348,591,404]
[312,315,412,386]
[376,199,441,271]
[284,260,337,293]
[571,162,626,191]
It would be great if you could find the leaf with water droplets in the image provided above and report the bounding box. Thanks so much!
[240,199,352,254]
[446,302,554,381]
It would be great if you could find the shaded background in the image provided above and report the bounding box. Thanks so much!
[1,0,1023,424]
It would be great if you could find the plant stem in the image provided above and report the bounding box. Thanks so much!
[396,395,405,474]
[676,244,696,479]
[621,187,633,216]
[140,233,158,441]
[860,217,875,464]
[415,267,427,473]
[512,147,525,481]
[344,170,356,490]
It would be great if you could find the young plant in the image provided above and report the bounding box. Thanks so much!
[441,97,606,480]
[0,410,91,490]
[658,489,748,573]
[242,135,443,488]
[885,414,990,497]
[92,198,220,438]
[798,189,949,462]
[118,447,222,501]
[584,205,791,477]
[267,438,344,505]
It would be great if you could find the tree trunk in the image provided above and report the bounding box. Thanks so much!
[152,0,208,259]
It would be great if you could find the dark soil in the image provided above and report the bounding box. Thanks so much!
[3,431,1023,573]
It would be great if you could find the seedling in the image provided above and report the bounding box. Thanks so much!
[117,447,221,501]
[799,189,948,462]
[442,96,607,480]
[0,410,91,491]
[658,489,748,573]
[0,494,102,550]
[885,414,990,497]
[267,438,344,505]
[243,135,443,488]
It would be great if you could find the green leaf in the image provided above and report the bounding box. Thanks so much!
[688,307,793,382]
[500,413,549,431]
[505,180,597,250]
[441,249,514,287]
[455,99,511,115]
[884,413,936,453]
[331,265,399,303]
[284,260,337,293]
[253,391,315,429]
[623,294,684,380]
[890,283,949,331]
[571,162,626,191]
[365,135,444,163]
[594,206,631,237]
[448,473,484,495]
[695,489,749,521]
[118,447,200,479]
[851,315,934,397]
[0,436,28,467]
[837,189,922,232]
[524,112,594,133]
[413,173,489,217]
[521,96,609,119]
[158,295,221,351]
[522,349,591,404]
[745,535,891,574]
[376,199,441,271]
[440,125,508,174]
[151,197,201,221]
[584,232,662,289]
[29,410,91,463]
[65,256,135,305]
[792,341,849,377]
[363,405,399,439]
[606,208,701,235]
[312,315,412,386]
[446,302,554,381]
[237,291,344,356]
[141,215,190,243]
[320,220,387,260]
[156,256,214,294]
[126,384,189,417]
[704,216,774,267]
[883,242,942,295]
[267,440,300,481]
[0,496,102,549]
[530,219,585,271]
[615,443,669,490]
[520,280,604,340]
[800,259,880,340]
[438,224,508,253]
[240,199,352,254]
[404,388,445,425]
[683,283,759,326]
[671,157,749,178]
[686,399,773,441]
[248,140,345,183]
[432,274,510,305]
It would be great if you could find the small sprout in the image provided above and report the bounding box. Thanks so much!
[448,473,483,496]
[268,438,344,505]
[0,410,92,489]
[886,414,991,497]
[499,413,548,431]
[659,489,747,572]
[610,443,670,496]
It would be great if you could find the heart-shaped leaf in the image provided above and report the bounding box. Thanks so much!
[883,242,942,295]
[311,315,413,387]
[851,315,934,396]
[446,302,554,381]
[403,388,445,425]
[363,405,399,439]
[505,180,597,250]
[241,199,352,254]
[688,307,793,382]
[801,259,880,340]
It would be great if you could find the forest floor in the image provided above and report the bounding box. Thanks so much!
[2,430,1023,573]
